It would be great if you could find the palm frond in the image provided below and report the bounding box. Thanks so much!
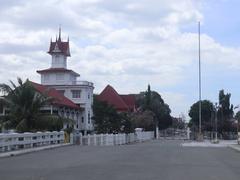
[9,80,17,90]
[17,77,23,86]
[0,83,13,94]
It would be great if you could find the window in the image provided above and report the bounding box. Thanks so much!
[71,112,75,120]
[0,103,3,114]
[88,93,90,99]
[72,90,81,98]
[44,74,49,81]
[81,117,84,123]
[88,111,90,124]
[60,110,64,117]
[56,73,64,80]
[66,111,70,118]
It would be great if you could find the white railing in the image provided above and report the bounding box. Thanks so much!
[0,131,65,153]
[72,81,94,87]
[76,131,154,146]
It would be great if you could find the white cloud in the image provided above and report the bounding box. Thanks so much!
[0,0,240,117]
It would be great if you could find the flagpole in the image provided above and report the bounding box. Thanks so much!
[198,22,202,136]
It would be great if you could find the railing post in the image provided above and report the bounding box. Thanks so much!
[87,134,90,145]
[70,133,73,144]
[79,133,82,145]
[100,134,103,146]
[93,134,97,146]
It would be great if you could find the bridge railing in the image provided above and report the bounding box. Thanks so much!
[76,131,154,146]
[0,131,64,153]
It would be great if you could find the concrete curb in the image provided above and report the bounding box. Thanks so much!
[228,145,240,153]
[0,143,72,158]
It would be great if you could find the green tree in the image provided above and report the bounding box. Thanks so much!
[92,97,122,133]
[130,110,155,131]
[120,113,134,133]
[218,89,234,132]
[235,111,240,121]
[136,85,172,130]
[92,97,134,134]
[188,100,214,131]
[0,78,67,132]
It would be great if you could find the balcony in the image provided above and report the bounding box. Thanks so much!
[72,81,94,87]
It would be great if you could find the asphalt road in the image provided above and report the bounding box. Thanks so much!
[0,140,240,180]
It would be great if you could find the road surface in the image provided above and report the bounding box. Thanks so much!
[0,140,240,180]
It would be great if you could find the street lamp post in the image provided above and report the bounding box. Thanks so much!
[237,119,240,144]
[214,103,218,143]
[234,105,240,144]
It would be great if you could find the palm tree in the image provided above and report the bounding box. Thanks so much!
[0,78,62,132]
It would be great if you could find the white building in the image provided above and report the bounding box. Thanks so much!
[36,29,94,134]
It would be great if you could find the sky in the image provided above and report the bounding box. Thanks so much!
[0,0,240,119]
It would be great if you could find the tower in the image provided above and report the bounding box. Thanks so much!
[48,28,70,69]
[37,28,79,85]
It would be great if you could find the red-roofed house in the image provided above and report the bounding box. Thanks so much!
[97,85,136,112]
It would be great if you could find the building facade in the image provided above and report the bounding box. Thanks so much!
[36,29,94,134]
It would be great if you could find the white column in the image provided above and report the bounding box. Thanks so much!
[156,126,159,139]
[50,105,53,114]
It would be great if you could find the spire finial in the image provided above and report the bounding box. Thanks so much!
[58,24,61,41]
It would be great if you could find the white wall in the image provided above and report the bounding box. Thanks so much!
[52,85,94,131]
[51,54,67,68]
[41,73,77,85]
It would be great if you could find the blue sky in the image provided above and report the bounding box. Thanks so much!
[202,0,240,47]
[0,0,240,119]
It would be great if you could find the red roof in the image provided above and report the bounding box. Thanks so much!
[97,85,135,112]
[31,82,79,109]
[120,95,136,110]
[48,38,70,56]
[36,68,80,77]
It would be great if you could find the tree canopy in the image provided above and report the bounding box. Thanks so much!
[188,100,214,131]
[92,97,134,134]
[217,89,234,132]
[0,78,67,132]
[136,85,172,130]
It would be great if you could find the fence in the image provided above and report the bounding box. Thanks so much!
[0,131,155,153]
[190,131,239,140]
[74,131,155,146]
[0,131,64,153]
[159,128,188,140]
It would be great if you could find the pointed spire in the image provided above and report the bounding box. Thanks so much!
[67,36,69,42]
[58,25,61,42]
[50,37,52,43]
